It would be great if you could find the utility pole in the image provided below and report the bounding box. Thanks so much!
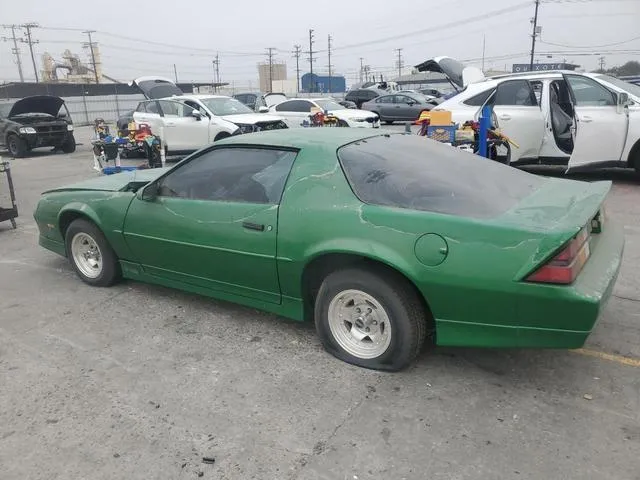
[395,48,404,78]
[292,45,302,93]
[529,0,540,70]
[327,34,333,93]
[598,56,606,72]
[173,63,178,82]
[266,47,276,93]
[359,57,364,83]
[482,35,486,73]
[21,22,39,82]
[83,30,99,83]
[306,29,316,93]
[1,25,25,82]
[212,53,220,91]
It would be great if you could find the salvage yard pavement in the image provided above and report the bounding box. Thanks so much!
[1,126,639,480]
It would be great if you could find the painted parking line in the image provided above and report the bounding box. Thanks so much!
[571,348,640,368]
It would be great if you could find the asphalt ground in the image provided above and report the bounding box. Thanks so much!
[1,125,639,480]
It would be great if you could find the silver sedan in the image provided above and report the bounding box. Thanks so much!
[361,93,434,124]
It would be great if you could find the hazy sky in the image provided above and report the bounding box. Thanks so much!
[1,0,639,87]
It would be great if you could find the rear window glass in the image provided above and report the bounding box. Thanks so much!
[337,134,544,219]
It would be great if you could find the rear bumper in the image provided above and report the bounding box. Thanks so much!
[435,220,624,348]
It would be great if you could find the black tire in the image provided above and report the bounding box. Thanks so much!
[64,218,121,287]
[314,266,427,371]
[337,119,349,128]
[215,132,231,141]
[384,120,393,125]
[61,135,76,154]
[7,134,27,158]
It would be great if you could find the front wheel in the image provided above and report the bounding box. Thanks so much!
[314,267,427,371]
[7,134,27,158]
[65,218,121,287]
[61,135,76,153]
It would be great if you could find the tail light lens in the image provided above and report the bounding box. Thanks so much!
[527,227,591,285]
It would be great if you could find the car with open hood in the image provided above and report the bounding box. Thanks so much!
[130,77,288,156]
[269,98,380,128]
[417,57,640,173]
[232,92,288,112]
[34,129,623,371]
[0,95,76,158]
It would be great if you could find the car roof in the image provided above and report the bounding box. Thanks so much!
[215,128,398,149]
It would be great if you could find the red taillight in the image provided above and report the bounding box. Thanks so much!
[527,227,591,285]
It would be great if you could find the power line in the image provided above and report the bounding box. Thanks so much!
[327,34,333,93]
[529,0,541,69]
[305,29,316,93]
[395,48,404,78]
[82,30,99,83]
[21,22,39,82]
[1,25,25,82]
[540,34,640,49]
[266,47,276,93]
[292,45,302,93]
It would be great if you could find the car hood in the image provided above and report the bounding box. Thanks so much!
[9,96,65,117]
[264,93,287,107]
[43,167,172,194]
[130,76,183,99]
[221,113,285,124]
[414,56,485,89]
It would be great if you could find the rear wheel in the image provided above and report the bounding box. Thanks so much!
[314,267,427,371]
[7,134,27,158]
[65,218,121,287]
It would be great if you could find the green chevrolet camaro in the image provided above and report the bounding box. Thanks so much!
[34,129,624,371]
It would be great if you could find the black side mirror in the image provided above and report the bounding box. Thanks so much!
[139,182,158,201]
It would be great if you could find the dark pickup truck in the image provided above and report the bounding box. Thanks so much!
[0,95,76,157]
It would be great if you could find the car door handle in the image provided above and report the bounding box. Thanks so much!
[499,114,511,120]
[580,116,593,123]
[242,221,265,232]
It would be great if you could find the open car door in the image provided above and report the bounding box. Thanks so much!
[564,74,629,171]
[478,79,545,163]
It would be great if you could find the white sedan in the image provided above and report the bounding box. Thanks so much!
[269,98,380,128]
[417,57,640,173]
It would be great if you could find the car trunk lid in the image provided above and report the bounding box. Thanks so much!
[414,56,485,90]
[130,76,183,99]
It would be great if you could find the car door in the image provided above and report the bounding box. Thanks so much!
[394,95,418,120]
[274,100,313,127]
[122,146,298,304]
[489,79,545,162]
[372,95,393,118]
[157,100,210,152]
[132,100,162,131]
[564,74,629,170]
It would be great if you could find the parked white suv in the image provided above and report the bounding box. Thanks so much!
[417,57,640,173]
[131,77,288,156]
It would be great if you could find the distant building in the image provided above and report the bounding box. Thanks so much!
[301,73,346,93]
[258,62,287,92]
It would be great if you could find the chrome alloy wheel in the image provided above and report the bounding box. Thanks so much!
[327,289,392,359]
[71,232,103,279]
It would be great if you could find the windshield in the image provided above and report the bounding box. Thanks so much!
[595,74,640,99]
[199,97,254,116]
[315,99,345,111]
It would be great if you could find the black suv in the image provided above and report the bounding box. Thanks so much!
[0,95,76,158]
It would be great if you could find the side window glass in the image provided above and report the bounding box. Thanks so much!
[463,89,495,106]
[158,100,179,117]
[157,148,298,204]
[275,100,294,112]
[530,81,543,105]
[494,80,536,106]
[566,75,615,106]
[178,103,196,117]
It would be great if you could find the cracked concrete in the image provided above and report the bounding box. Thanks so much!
[1,126,639,480]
